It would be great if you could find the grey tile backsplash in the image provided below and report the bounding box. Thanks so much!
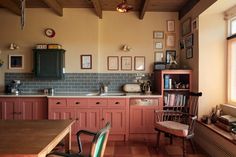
[5,73,147,93]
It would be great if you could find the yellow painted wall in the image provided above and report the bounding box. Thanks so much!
[0,9,178,91]
[180,0,236,117]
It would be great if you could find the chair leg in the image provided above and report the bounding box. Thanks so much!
[183,138,186,157]
[156,131,161,150]
[190,138,196,153]
[170,135,173,145]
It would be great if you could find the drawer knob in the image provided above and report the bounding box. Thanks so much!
[96,102,100,104]
[115,102,120,104]
[75,102,80,104]
[102,118,104,121]
[56,102,60,104]
[76,118,79,121]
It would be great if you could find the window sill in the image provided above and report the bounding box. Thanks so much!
[197,120,236,145]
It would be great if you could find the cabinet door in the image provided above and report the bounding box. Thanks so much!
[130,106,158,133]
[34,49,65,79]
[48,108,74,120]
[102,109,126,133]
[20,98,47,120]
[76,108,100,132]
[0,98,16,120]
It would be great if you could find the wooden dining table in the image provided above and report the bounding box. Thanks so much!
[0,120,74,157]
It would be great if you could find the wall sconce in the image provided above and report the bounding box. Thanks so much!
[9,43,19,50]
[121,44,132,52]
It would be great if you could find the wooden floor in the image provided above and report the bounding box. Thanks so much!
[67,137,208,157]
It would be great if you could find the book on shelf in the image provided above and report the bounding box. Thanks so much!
[164,94,187,107]
[164,75,169,89]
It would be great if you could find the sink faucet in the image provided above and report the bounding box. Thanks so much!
[99,82,109,94]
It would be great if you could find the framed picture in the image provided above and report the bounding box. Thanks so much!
[107,56,119,70]
[121,56,132,70]
[180,39,185,49]
[134,56,145,71]
[9,55,24,69]
[166,50,176,64]
[167,20,175,32]
[153,31,164,39]
[185,34,193,48]
[165,33,176,48]
[182,18,191,36]
[155,51,164,62]
[154,41,163,49]
[192,17,198,31]
[186,48,193,59]
[81,55,92,69]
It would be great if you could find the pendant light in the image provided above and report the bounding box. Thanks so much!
[116,0,133,13]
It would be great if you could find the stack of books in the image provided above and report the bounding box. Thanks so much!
[215,115,236,132]
[164,93,187,107]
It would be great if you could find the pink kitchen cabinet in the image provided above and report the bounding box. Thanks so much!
[48,97,129,141]
[0,97,47,120]
[102,109,126,133]
[129,98,161,134]
[130,106,159,133]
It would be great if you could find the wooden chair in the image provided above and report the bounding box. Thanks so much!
[47,122,111,157]
[154,92,202,157]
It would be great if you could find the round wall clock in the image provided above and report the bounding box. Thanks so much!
[45,28,55,38]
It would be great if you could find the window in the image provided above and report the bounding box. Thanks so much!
[227,16,236,104]
[229,17,236,36]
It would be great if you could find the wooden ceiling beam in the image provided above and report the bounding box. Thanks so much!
[179,0,200,19]
[91,0,102,19]
[139,0,150,20]
[41,0,63,16]
[0,0,21,16]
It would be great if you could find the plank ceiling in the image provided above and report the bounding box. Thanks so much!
[0,0,200,19]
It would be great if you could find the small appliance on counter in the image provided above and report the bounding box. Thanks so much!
[5,80,22,94]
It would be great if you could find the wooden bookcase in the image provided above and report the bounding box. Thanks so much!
[153,69,192,108]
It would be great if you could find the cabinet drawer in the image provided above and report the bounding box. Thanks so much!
[130,98,159,106]
[67,98,88,107]
[108,99,126,108]
[49,98,67,107]
[88,98,107,106]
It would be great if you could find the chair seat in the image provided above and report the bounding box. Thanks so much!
[155,121,189,137]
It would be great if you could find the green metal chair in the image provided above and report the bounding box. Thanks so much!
[47,122,111,157]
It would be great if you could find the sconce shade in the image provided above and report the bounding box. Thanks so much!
[116,0,133,13]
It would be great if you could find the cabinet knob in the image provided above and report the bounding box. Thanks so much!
[115,102,120,104]
[96,102,100,104]
[102,118,104,121]
[75,102,80,104]
[56,102,60,104]
[76,118,79,121]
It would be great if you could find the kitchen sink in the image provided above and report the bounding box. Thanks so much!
[86,92,126,96]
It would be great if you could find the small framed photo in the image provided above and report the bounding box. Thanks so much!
[192,17,198,31]
[81,55,92,69]
[107,56,119,70]
[166,50,176,64]
[9,55,24,69]
[186,48,193,59]
[182,17,191,37]
[154,41,163,49]
[134,56,145,71]
[121,56,132,70]
[165,33,176,48]
[153,31,164,39]
[185,34,193,48]
[167,20,175,32]
[155,51,164,62]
